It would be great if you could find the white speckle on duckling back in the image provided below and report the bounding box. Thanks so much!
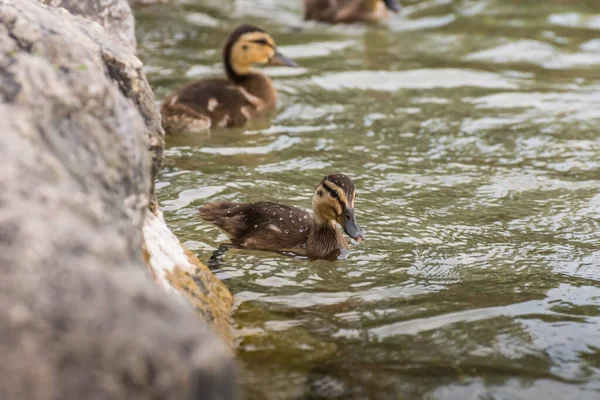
[240,106,251,120]
[207,98,219,112]
[268,224,282,233]
[217,114,230,127]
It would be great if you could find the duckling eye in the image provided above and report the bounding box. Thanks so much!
[330,190,338,199]
[251,38,269,46]
[242,44,248,51]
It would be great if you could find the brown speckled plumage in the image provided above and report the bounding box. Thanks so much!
[199,174,363,261]
[161,24,296,133]
[304,0,400,23]
[161,76,265,131]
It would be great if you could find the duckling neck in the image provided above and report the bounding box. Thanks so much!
[306,220,349,259]
[225,61,277,111]
[365,0,379,11]
[224,57,250,83]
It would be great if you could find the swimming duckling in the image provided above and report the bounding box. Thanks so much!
[199,174,364,260]
[161,24,298,133]
[304,0,401,23]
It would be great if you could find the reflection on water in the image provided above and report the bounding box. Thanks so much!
[312,68,519,90]
[136,0,600,398]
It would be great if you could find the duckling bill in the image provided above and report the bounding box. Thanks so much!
[161,24,298,134]
[199,174,364,261]
[305,0,401,23]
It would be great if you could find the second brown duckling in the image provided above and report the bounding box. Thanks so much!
[161,24,298,134]
[304,0,401,24]
[199,174,364,260]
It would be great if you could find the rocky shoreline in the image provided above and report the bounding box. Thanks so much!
[0,0,238,398]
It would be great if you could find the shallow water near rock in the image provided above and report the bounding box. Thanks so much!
[137,0,600,398]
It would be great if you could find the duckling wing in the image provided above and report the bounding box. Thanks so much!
[162,78,253,129]
[199,201,312,255]
[305,0,337,21]
[305,0,368,23]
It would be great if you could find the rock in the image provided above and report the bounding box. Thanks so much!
[0,1,238,399]
[40,0,164,207]
[143,211,236,348]
[41,0,137,52]
[128,0,169,6]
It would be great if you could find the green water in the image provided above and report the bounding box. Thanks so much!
[135,1,600,398]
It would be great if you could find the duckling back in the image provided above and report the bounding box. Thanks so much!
[161,24,295,134]
[161,73,278,133]
[305,0,396,23]
[199,201,312,254]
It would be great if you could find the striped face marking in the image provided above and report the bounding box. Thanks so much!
[230,32,277,74]
[311,174,363,241]
[322,180,347,216]
[313,178,355,221]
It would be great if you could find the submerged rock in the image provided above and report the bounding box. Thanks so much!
[0,0,238,399]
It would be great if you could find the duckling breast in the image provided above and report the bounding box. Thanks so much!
[237,74,278,112]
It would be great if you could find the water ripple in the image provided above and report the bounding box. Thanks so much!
[313,69,519,91]
[138,0,600,397]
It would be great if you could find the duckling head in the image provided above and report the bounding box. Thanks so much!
[384,0,401,12]
[224,24,298,79]
[312,174,364,242]
[368,0,401,12]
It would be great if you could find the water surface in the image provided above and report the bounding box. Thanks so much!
[136,1,600,398]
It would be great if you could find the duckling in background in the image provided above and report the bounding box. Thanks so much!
[199,174,364,261]
[161,24,298,133]
[304,0,401,23]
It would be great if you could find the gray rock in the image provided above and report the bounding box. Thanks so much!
[41,0,137,52]
[128,0,169,6]
[40,0,165,207]
[0,1,238,399]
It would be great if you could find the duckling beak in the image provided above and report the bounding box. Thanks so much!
[270,50,298,67]
[383,0,401,12]
[341,208,364,243]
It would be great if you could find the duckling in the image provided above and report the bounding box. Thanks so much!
[304,0,401,23]
[161,24,298,133]
[199,174,364,260]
